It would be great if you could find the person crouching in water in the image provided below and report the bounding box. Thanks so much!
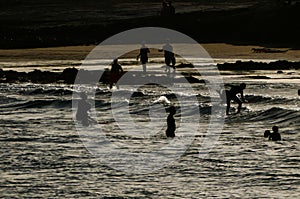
[166,106,176,138]
[110,58,123,89]
[76,92,91,126]
[223,83,247,115]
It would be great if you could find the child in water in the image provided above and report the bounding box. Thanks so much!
[166,106,176,138]
[264,126,281,141]
[269,126,281,141]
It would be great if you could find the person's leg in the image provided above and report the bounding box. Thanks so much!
[232,95,242,113]
[226,100,230,115]
[171,56,176,67]
[225,91,231,115]
[142,64,146,73]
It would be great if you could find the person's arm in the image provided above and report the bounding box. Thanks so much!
[240,90,246,102]
[137,49,141,60]
[119,65,123,73]
[278,134,281,141]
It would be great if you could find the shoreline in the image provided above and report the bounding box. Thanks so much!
[1,59,299,85]
[1,43,300,63]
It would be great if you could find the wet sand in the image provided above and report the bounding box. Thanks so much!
[0,43,300,62]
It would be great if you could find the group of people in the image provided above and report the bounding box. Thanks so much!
[76,82,284,141]
[76,45,290,140]
[76,89,177,138]
[264,126,281,141]
[136,41,176,74]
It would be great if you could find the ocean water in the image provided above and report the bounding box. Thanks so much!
[0,59,299,198]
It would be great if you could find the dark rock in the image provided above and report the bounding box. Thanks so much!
[59,67,78,84]
[176,63,194,68]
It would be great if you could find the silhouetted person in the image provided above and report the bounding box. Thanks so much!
[76,93,91,126]
[137,42,150,74]
[166,106,176,138]
[168,1,175,15]
[159,40,176,74]
[110,58,123,89]
[298,89,300,96]
[269,126,281,141]
[161,1,169,16]
[264,130,271,138]
[160,1,175,16]
[224,83,247,115]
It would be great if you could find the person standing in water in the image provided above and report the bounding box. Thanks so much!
[159,40,176,74]
[269,126,281,141]
[223,83,247,115]
[137,42,150,74]
[76,92,91,126]
[166,106,176,138]
[110,58,123,89]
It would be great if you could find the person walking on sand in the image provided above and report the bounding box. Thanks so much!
[166,106,176,138]
[76,92,91,126]
[137,42,150,74]
[159,40,176,74]
[110,58,123,89]
[222,83,247,115]
[269,126,281,141]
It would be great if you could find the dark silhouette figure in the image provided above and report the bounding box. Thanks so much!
[298,89,300,96]
[166,106,176,138]
[264,130,271,138]
[110,58,123,89]
[224,83,247,115]
[160,1,169,16]
[160,1,175,16]
[137,42,150,74]
[168,1,175,15]
[76,93,91,126]
[159,40,176,74]
[269,126,281,141]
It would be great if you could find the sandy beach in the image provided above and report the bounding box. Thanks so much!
[1,43,300,63]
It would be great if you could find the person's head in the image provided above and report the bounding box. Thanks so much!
[165,38,170,44]
[169,106,176,115]
[141,41,146,47]
[240,83,246,89]
[264,130,270,138]
[272,126,279,133]
[113,58,118,63]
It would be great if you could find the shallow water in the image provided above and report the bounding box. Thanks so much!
[0,59,299,198]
